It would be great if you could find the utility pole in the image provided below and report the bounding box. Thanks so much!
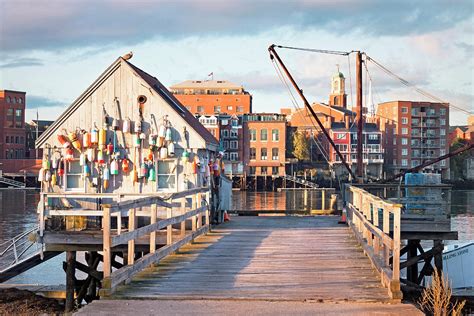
[356,52,364,182]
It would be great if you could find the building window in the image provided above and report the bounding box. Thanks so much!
[272,166,279,175]
[440,129,446,136]
[260,129,268,141]
[272,129,279,141]
[429,108,436,115]
[336,133,346,140]
[440,119,446,126]
[214,105,221,113]
[231,119,238,127]
[6,108,14,127]
[440,108,446,115]
[401,159,408,167]
[230,152,238,161]
[401,107,408,113]
[440,139,446,146]
[261,148,268,160]
[230,140,238,149]
[393,138,397,145]
[227,106,233,111]
[230,130,238,137]
[401,138,408,145]
[157,160,177,191]
[411,160,419,167]
[441,160,446,166]
[5,136,9,143]
[197,106,203,113]
[221,130,229,138]
[65,160,85,191]
[250,129,256,141]
[7,96,11,103]
[402,148,408,156]
[250,148,256,160]
[223,141,229,149]
[249,166,256,175]
[401,117,408,124]
[272,148,279,160]
[237,106,244,113]
[401,128,408,135]
[368,134,378,140]
[393,159,397,165]
[18,97,23,104]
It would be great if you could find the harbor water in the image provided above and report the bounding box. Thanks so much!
[1,188,473,285]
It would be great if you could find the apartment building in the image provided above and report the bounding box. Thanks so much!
[0,90,27,159]
[243,113,286,176]
[170,80,252,115]
[328,122,384,179]
[377,101,450,178]
[219,114,244,176]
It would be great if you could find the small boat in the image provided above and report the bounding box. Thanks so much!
[443,241,474,289]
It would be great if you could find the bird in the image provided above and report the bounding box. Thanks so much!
[122,51,133,61]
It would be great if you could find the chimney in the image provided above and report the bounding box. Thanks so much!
[345,115,350,129]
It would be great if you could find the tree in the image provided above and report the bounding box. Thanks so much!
[450,138,469,180]
[292,131,310,161]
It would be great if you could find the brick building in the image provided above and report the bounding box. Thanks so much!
[243,113,287,176]
[218,114,244,176]
[25,120,55,158]
[377,101,450,178]
[170,80,252,115]
[328,122,384,179]
[0,90,27,159]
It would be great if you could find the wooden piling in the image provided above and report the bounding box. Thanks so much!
[65,251,76,312]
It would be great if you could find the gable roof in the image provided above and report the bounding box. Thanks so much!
[36,57,218,148]
[126,61,218,146]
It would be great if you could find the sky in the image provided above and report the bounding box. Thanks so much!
[0,0,473,125]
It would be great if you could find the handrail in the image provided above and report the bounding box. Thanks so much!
[344,185,402,301]
[39,187,211,296]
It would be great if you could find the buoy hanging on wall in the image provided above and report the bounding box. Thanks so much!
[51,155,59,169]
[123,118,131,134]
[69,131,82,151]
[110,159,119,175]
[42,156,51,169]
[58,159,65,177]
[91,125,99,144]
[45,170,52,182]
[165,127,172,142]
[135,120,142,134]
[103,165,110,189]
[83,164,91,177]
[65,148,74,161]
[122,158,130,173]
[38,168,45,182]
[83,131,91,148]
[86,148,95,162]
[79,153,86,166]
[99,125,107,150]
[132,134,140,147]
[57,133,71,149]
[107,141,114,156]
[167,142,175,157]
[148,165,156,182]
[112,117,120,131]
[51,173,57,186]
[160,147,168,159]
[97,150,105,164]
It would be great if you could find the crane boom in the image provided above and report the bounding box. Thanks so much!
[268,44,356,180]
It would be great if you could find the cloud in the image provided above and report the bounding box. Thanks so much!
[0,0,472,53]
[27,95,66,108]
[0,58,44,68]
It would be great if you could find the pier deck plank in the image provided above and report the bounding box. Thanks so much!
[109,216,393,302]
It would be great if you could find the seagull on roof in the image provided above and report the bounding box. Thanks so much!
[122,51,133,61]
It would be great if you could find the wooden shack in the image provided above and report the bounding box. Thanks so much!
[36,56,218,196]
[33,56,222,310]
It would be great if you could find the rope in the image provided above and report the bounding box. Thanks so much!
[365,54,472,115]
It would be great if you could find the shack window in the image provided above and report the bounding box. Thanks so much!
[157,160,177,191]
[65,159,84,191]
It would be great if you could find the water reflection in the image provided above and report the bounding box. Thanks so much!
[0,189,39,241]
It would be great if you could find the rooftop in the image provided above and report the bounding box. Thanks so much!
[170,80,243,90]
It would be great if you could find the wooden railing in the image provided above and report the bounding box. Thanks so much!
[39,187,211,296]
[344,185,402,301]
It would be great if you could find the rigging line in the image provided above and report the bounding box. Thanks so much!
[347,54,354,111]
[271,59,330,161]
[275,45,352,56]
[365,54,472,115]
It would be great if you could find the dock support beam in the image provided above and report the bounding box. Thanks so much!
[65,251,76,313]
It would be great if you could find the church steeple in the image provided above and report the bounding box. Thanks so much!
[329,65,347,108]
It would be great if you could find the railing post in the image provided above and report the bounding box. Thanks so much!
[191,195,197,232]
[383,207,390,266]
[128,208,136,265]
[196,193,202,229]
[205,190,210,229]
[180,197,186,238]
[373,202,380,255]
[392,205,401,282]
[321,189,326,210]
[150,203,157,253]
[103,205,112,279]
[167,206,172,245]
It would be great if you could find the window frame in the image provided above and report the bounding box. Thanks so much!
[156,159,178,192]
[64,159,85,192]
